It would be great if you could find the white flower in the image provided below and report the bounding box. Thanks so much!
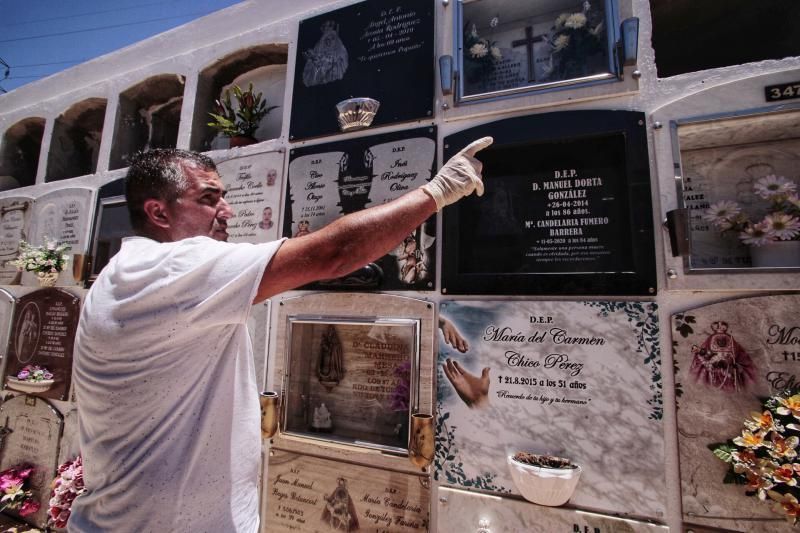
[469,42,488,58]
[469,24,478,39]
[703,200,742,227]
[754,174,797,199]
[764,213,800,240]
[565,13,587,29]
[490,46,502,60]
[740,222,774,247]
[552,34,570,52]
[554,13,569,30]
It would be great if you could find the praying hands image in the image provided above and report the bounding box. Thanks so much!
[442,358,490,409]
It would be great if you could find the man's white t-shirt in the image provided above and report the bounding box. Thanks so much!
[70,235,284,533]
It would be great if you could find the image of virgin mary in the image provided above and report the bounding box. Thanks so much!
[302,21,349,87]
[689,321,755,392]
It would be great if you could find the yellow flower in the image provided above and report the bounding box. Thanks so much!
[734,430,767,449]
[745,410,777,432]
[777,394,800,419]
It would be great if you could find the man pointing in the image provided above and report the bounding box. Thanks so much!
[71,137,493,532]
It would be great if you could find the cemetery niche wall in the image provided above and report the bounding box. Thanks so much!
[669,106,800,272]
[284,127,437,291]
[289,0,434,140]
[0,197,33,285]
[456,0,619,101]
[442,110,655,296]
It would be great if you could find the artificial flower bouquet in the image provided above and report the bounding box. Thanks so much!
[0,465,40,518]
[546,1,605,80]
[14,366,53,383]
[711,390,800,524]
[9,238,70,275]
[48,456,85,529]
[462,18,502,84]
[704,175,800,247]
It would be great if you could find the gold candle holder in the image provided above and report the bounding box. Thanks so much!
[260,391,279,439]
[72,253,90,284]
[408,413,434,469]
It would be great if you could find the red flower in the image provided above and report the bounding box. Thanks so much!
[19,498,40,517]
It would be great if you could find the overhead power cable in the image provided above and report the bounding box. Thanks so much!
[0,10,214,44]
[0,1,169,27]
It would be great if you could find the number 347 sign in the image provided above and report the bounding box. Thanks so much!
[765,80,800,102]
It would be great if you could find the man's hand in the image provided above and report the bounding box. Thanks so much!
[422,137,493,211]
[442,358,490,408]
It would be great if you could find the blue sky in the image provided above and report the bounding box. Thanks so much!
[0,0,243,93]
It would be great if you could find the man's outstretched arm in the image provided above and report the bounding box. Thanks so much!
[254,136,493,302]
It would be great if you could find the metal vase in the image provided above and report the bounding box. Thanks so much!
[408,413,434,469]
[260,391,279,439]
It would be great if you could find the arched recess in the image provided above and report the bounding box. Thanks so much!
[109,74,186,170]
[191,44,288,152]
[46,98,107,182]
[0,117,45,190]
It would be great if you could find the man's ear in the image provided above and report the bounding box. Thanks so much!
[142,198,170,230]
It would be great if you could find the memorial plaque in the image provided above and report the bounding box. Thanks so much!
[216,150,284,244]
[28,188,95,287]
[3,288,81,401]
[459,0,613,100]
[265,449,429,532]
[89,178,134,282]
[442,111,655,295]
[285,128,437,290]
[0,197,33,285]
[438,487,669,533]
[673,108,800,271]
[283,317,418,451]
[435,300,664,519]
[272,293,435,474]
[289,0,434,140]
[673,294,800,531]
[0,395,64,529]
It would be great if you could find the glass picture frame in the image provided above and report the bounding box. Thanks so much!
[281,316,420,453]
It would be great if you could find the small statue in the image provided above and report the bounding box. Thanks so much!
[311,403,333,432]
[317,325,344,391]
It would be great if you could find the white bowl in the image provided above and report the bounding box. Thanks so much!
[6,377,55,394]
[507,454,581,506]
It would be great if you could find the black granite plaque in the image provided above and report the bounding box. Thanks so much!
[289,0,434,140]
[4,288,81,401]
[442,110,656,295]
[284,127,437,290]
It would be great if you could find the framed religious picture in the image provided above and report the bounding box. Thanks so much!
[441,110,656,296]
[289,0,434,140]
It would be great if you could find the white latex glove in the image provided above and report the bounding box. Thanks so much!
[422,136,493,211]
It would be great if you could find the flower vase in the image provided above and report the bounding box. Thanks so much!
[229,136,257,148]
[750,241,800,268]
[36,271,59,287]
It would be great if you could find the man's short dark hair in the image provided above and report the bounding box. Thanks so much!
[125,149,217,234]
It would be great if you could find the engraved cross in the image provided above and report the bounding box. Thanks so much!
[511,26,546,82]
